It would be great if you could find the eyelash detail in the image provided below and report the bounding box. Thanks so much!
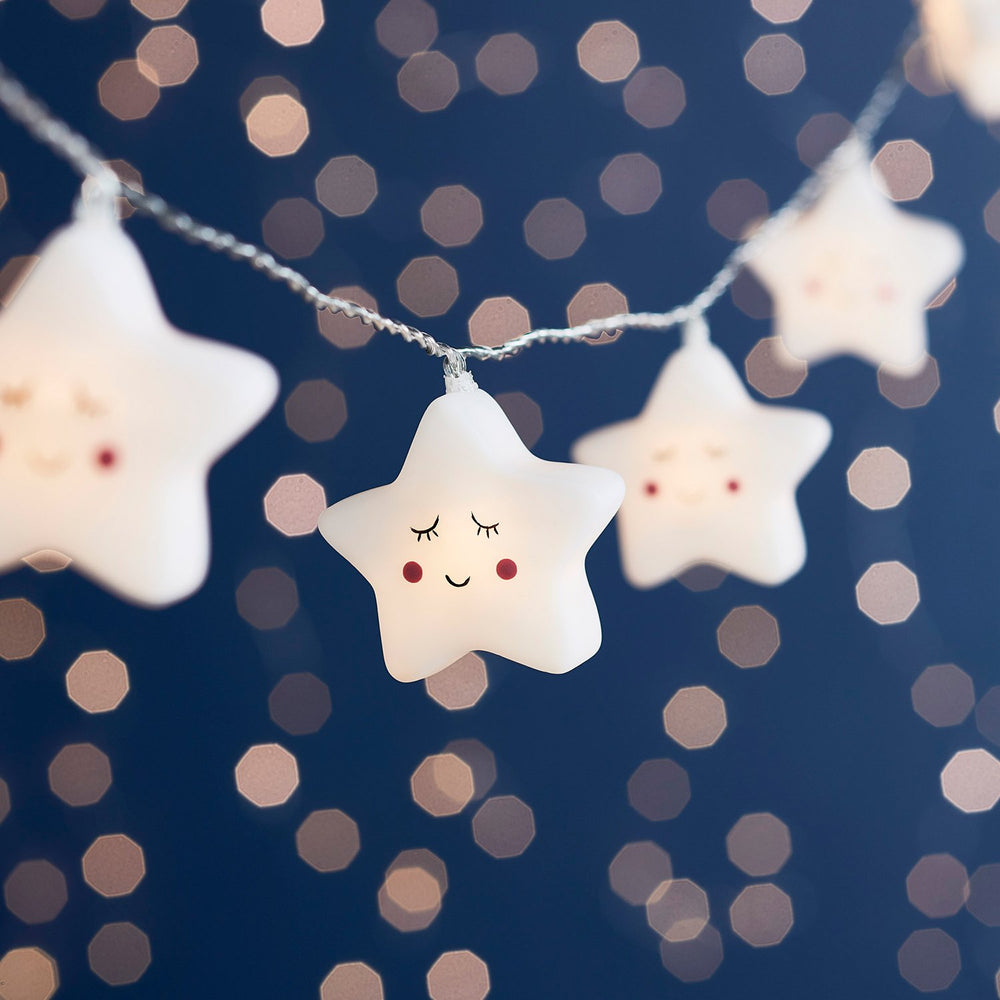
[75,390,108,417]
[471,512,499,538]
[410,515,440,541]
[1,384,30,407]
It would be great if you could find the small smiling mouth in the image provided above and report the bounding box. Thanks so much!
[27,453,71,476]
[445,575,471,588]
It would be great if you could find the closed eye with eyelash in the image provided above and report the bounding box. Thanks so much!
[471,512,499,538]
[410,515,440,541]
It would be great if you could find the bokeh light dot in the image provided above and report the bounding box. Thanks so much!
[375,0,438,58]
[318,286,379,349]
[236,567,299,629]
[411,753,475,817]
[421,185,483,246]
[239,76,301,121]
[967,864,1000,926]
[906,854,969,918]
[261,0,325,46]
[855,561,920,624]
[912,664,975,727]
[872,140,934,202]
[524,198,586,260]
[426,950,490,1000]
[752,0,812,22]
[609,841,673,906]
[268,672,331,734]
[897,928,960,992]
[567,282,628,347]
[424,653,489,709]
[320,961,385,1000]
[726,813,792,876]
[82,835,146,898]
[707,179,769,241]
[234,743,300,807]
[468,297,531,349]
[397,256,459,317]
[472,796,535,858]
[599,153,662,215]
[663,686,727,749]
[0,778,9,825]
[264,474,328,537]
[577,21,640,82]
[444,739,496,800]
[246,94,309,157]
[315,156,378,217]
[49,0,105,17]
[941,748,1000,812]
[659,924,724,983]
[48,743,112,806]
[397,51,459,113]
[136,25,199,87]
[627,759,690,821]
[4,861,68,925]
[729,884,794,947]
[262,198,324,260]
[131,0,187,17]
[0,598,45,660]
[623,66,686,128]
[65,650,129,713]
[744,34,806,95]
[796,112,852,169]
[976,687,1000,746]
[745,336,808,397]
[878,356,940,408]
[284,379,347,442]
[0,947,59,1000]
[87,922,151,986]
[296,809,360,873]
[717,605,780,668]
[846,447,911,509]
[647,878,710,942]
[98,60,160,121]
[476,33,538,95]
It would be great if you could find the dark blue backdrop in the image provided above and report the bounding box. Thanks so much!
[2,0,1000,997]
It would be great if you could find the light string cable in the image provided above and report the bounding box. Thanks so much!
[0,18,917,371]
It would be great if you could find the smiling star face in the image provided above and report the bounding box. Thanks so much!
[318,384,624,682]
[572,337,831,588]
[0,214,278,605]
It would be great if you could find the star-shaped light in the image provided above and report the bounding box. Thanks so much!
[922,0,1000,120]
[572,330,831,587]
[318,379,624,682]
[747,159,964,373]
[0,213,278,605]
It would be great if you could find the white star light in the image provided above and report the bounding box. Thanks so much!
[747,160,964,373]
[922,0,1000,120]
[318,380,625,682]
[572,330,831,587]
[0,214,278,605]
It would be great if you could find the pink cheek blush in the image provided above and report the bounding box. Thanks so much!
[727,479,741,493]
[403,561,423,583]
[496,559,517,581]
[644,481,658,496]
[95,446,118,470]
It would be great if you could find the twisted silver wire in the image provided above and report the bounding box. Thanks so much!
[0,19,917,367]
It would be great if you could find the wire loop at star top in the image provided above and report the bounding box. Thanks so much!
[0,17,917,370]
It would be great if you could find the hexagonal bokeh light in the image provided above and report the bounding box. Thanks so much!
[623,66,685,128]
[599,153,662,215]
[445,739,496,800]
[318,286,379,349]
[846,447,911,510]
[567,282,628,347]
[82,834,146,898]
[627,759,691,821]
[647,878,710,942]
[524,198,586,260]
[321,961,385,1000]
[717,605,780,667]
[397,256,459,317]
[296,809,360,873]
[98,60,160,121]
[476,33,538,95]
[132,0,188,18]
[472,795,536,858]
[264,474,328,537]
[577,21,640,82]
[878,356,940,409]
[726,813,792,876]
[796,111,852,169]
[285,378,348,443]
[426,950,490,1000]
[424,652,489,709]
[268,672,332,734]
[136,25,199,87]
[906,853,969,918]
[234,743,300,807]
[872,140,933,202]
[912,664,975,727]
[420,185,483,246]
[468,296,532,348]
[397,51,459,112]
[967,864,1000,926]
[659,924,724,983]
[50,0,106,17]
[316,156,378,217]
[65,650,129,713]
[707,179,769,241]
[940,748,1000,812]
[743,34,806,95]
[261,0,325,46]
[375,0,437,57]
[411,753,475,817]
[0,598,45,660]
[262,197,324,259]
[663,686,727,749]
[378,852,446,932]
[855,561,920,624]
[236,567,299,630]
[976,687,1000,746]
[246,94,309,157]
[752,0,812,22]
[729,884,794,947]
[744,336,808,398]
[4,860,68,924]
[897,928,960,992]
[48,743,112,806]
[0,947,59,1000]
[609,841,673,906]
[88,922,152,986]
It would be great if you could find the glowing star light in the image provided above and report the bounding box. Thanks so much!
[747,158,964,373]
[921,0,1000,120]
[572,323,831,587]
[0,213,278,605]
[318,376,624,682]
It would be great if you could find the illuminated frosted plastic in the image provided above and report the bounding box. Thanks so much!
[573,332,830,587]
[0,213,277,605]
[748,158,964,373]
[319,380,624,681]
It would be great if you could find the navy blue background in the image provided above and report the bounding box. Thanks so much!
[2,0,1000,996]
